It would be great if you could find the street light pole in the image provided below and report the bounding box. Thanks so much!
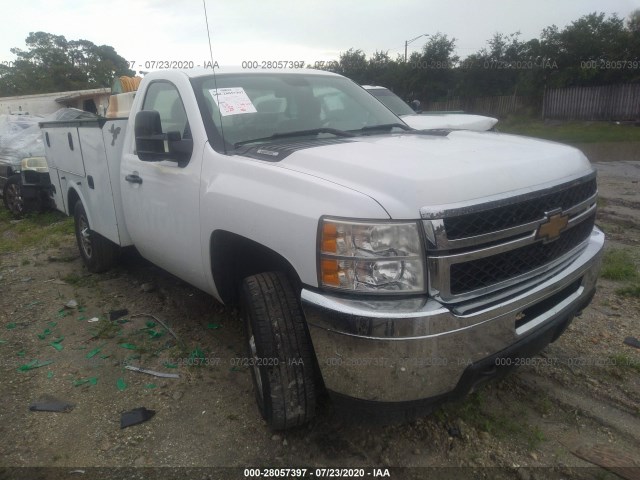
[404,33,429,62]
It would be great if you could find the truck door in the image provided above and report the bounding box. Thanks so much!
[120,80,207,291]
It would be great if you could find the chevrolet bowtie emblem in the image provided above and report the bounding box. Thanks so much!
[537,212,569,242]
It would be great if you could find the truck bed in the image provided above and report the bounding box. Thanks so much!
[40,117,132,246]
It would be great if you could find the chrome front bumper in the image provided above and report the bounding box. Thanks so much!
[301,227,604,403]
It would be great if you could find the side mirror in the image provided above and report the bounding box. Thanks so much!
[134,111,193,162]
[135,110,165,161]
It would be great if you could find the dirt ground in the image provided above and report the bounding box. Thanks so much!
[1,160,639,480]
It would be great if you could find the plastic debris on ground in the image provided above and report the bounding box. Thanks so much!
[125,365,180,379]
[207,323,221,330]
[37,328,53,340]
[116,377,127,391]
[88,317,100,323]
[131,313,180,343]
[86,347,102,359]
[18,360,53,371]
[109,309,129,321]
[623,336,640,349]
[120,407,155,429]
[64,299,78,309]
[73,377,98,387]
[29,395,75,413]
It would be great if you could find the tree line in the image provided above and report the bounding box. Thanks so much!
[1,11,638,104]
[0,32,133,96]
[320,11,640,104]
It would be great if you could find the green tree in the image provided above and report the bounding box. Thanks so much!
[0,32,133,96]
[407,33,459,102]
[334,48,369,84]
[549,12,633,87]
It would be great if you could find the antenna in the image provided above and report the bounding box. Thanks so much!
[202,0,226,153]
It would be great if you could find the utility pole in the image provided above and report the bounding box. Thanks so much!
[405,34,429,62]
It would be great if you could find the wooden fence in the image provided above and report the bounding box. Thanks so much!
[422,84,640,121]
[424,95,534,118]
[542,84,640,121]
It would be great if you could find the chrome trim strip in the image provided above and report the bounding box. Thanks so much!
[515,286,584,335]
[426,219,540,251]
[419,170,596,220]
[424,193,598,251]
[565,193,597,217]
[431,209,594,265]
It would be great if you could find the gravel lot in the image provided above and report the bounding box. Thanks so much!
[1,160,639,480]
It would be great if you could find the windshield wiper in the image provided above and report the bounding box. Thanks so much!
[353,123,413,134]
[234,128,354,148]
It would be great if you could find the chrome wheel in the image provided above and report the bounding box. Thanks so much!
[78,214,92,259]
[247,322,264,398]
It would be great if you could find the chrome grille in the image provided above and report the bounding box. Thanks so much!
[423,172,598,303]
[450,214,595,294]
[444,178,597,240]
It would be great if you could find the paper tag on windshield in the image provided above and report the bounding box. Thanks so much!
[208,87,257,116]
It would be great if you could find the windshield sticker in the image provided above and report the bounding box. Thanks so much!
[208,87,257,116]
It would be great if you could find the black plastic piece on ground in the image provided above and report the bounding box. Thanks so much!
[623,336,640,349]
[120,407,155,429]
[29,395,75,412]
[109,309,129,321]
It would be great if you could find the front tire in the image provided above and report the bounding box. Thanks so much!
[74,201,120,273]
[240,272,317,430]
[3,175,25,218]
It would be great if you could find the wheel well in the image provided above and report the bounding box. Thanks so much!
[211,231,301,305]
[67,188,80,215]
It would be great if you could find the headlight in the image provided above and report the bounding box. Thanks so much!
[319,218,425,294]
[21,156,49,172]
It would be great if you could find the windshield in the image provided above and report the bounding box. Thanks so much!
[367,88,416,117]
[193,74,405,149]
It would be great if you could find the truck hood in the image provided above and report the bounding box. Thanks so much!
[400,113,498,131]
[276,131,594,219]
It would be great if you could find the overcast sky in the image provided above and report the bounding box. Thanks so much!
[1,0,638,71]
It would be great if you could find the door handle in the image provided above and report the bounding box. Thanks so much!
[125,174,143,184]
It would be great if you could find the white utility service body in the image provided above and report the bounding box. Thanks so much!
[40,68,604,429]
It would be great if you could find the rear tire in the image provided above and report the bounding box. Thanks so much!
[240,271,317,430]
[74,201,120,273]
[3,175,25,218]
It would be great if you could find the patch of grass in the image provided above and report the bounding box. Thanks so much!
[0,210,73,254]
[21,258,30,266]
[61,272,97,288]
[443,390,547,450]
[616,283,640,298]
[93,319,121,340]
[61,272,83,285]
[596,222,624,235]
[526,426,546,450]
[600,249,638,281]
[533,395,553,415]
[610,353,640,374]
[499,119,640,143]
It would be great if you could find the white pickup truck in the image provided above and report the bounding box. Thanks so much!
[40,68,604,430]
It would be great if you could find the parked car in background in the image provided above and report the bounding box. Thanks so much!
[0,109,93,217]
[362,85,498,131]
